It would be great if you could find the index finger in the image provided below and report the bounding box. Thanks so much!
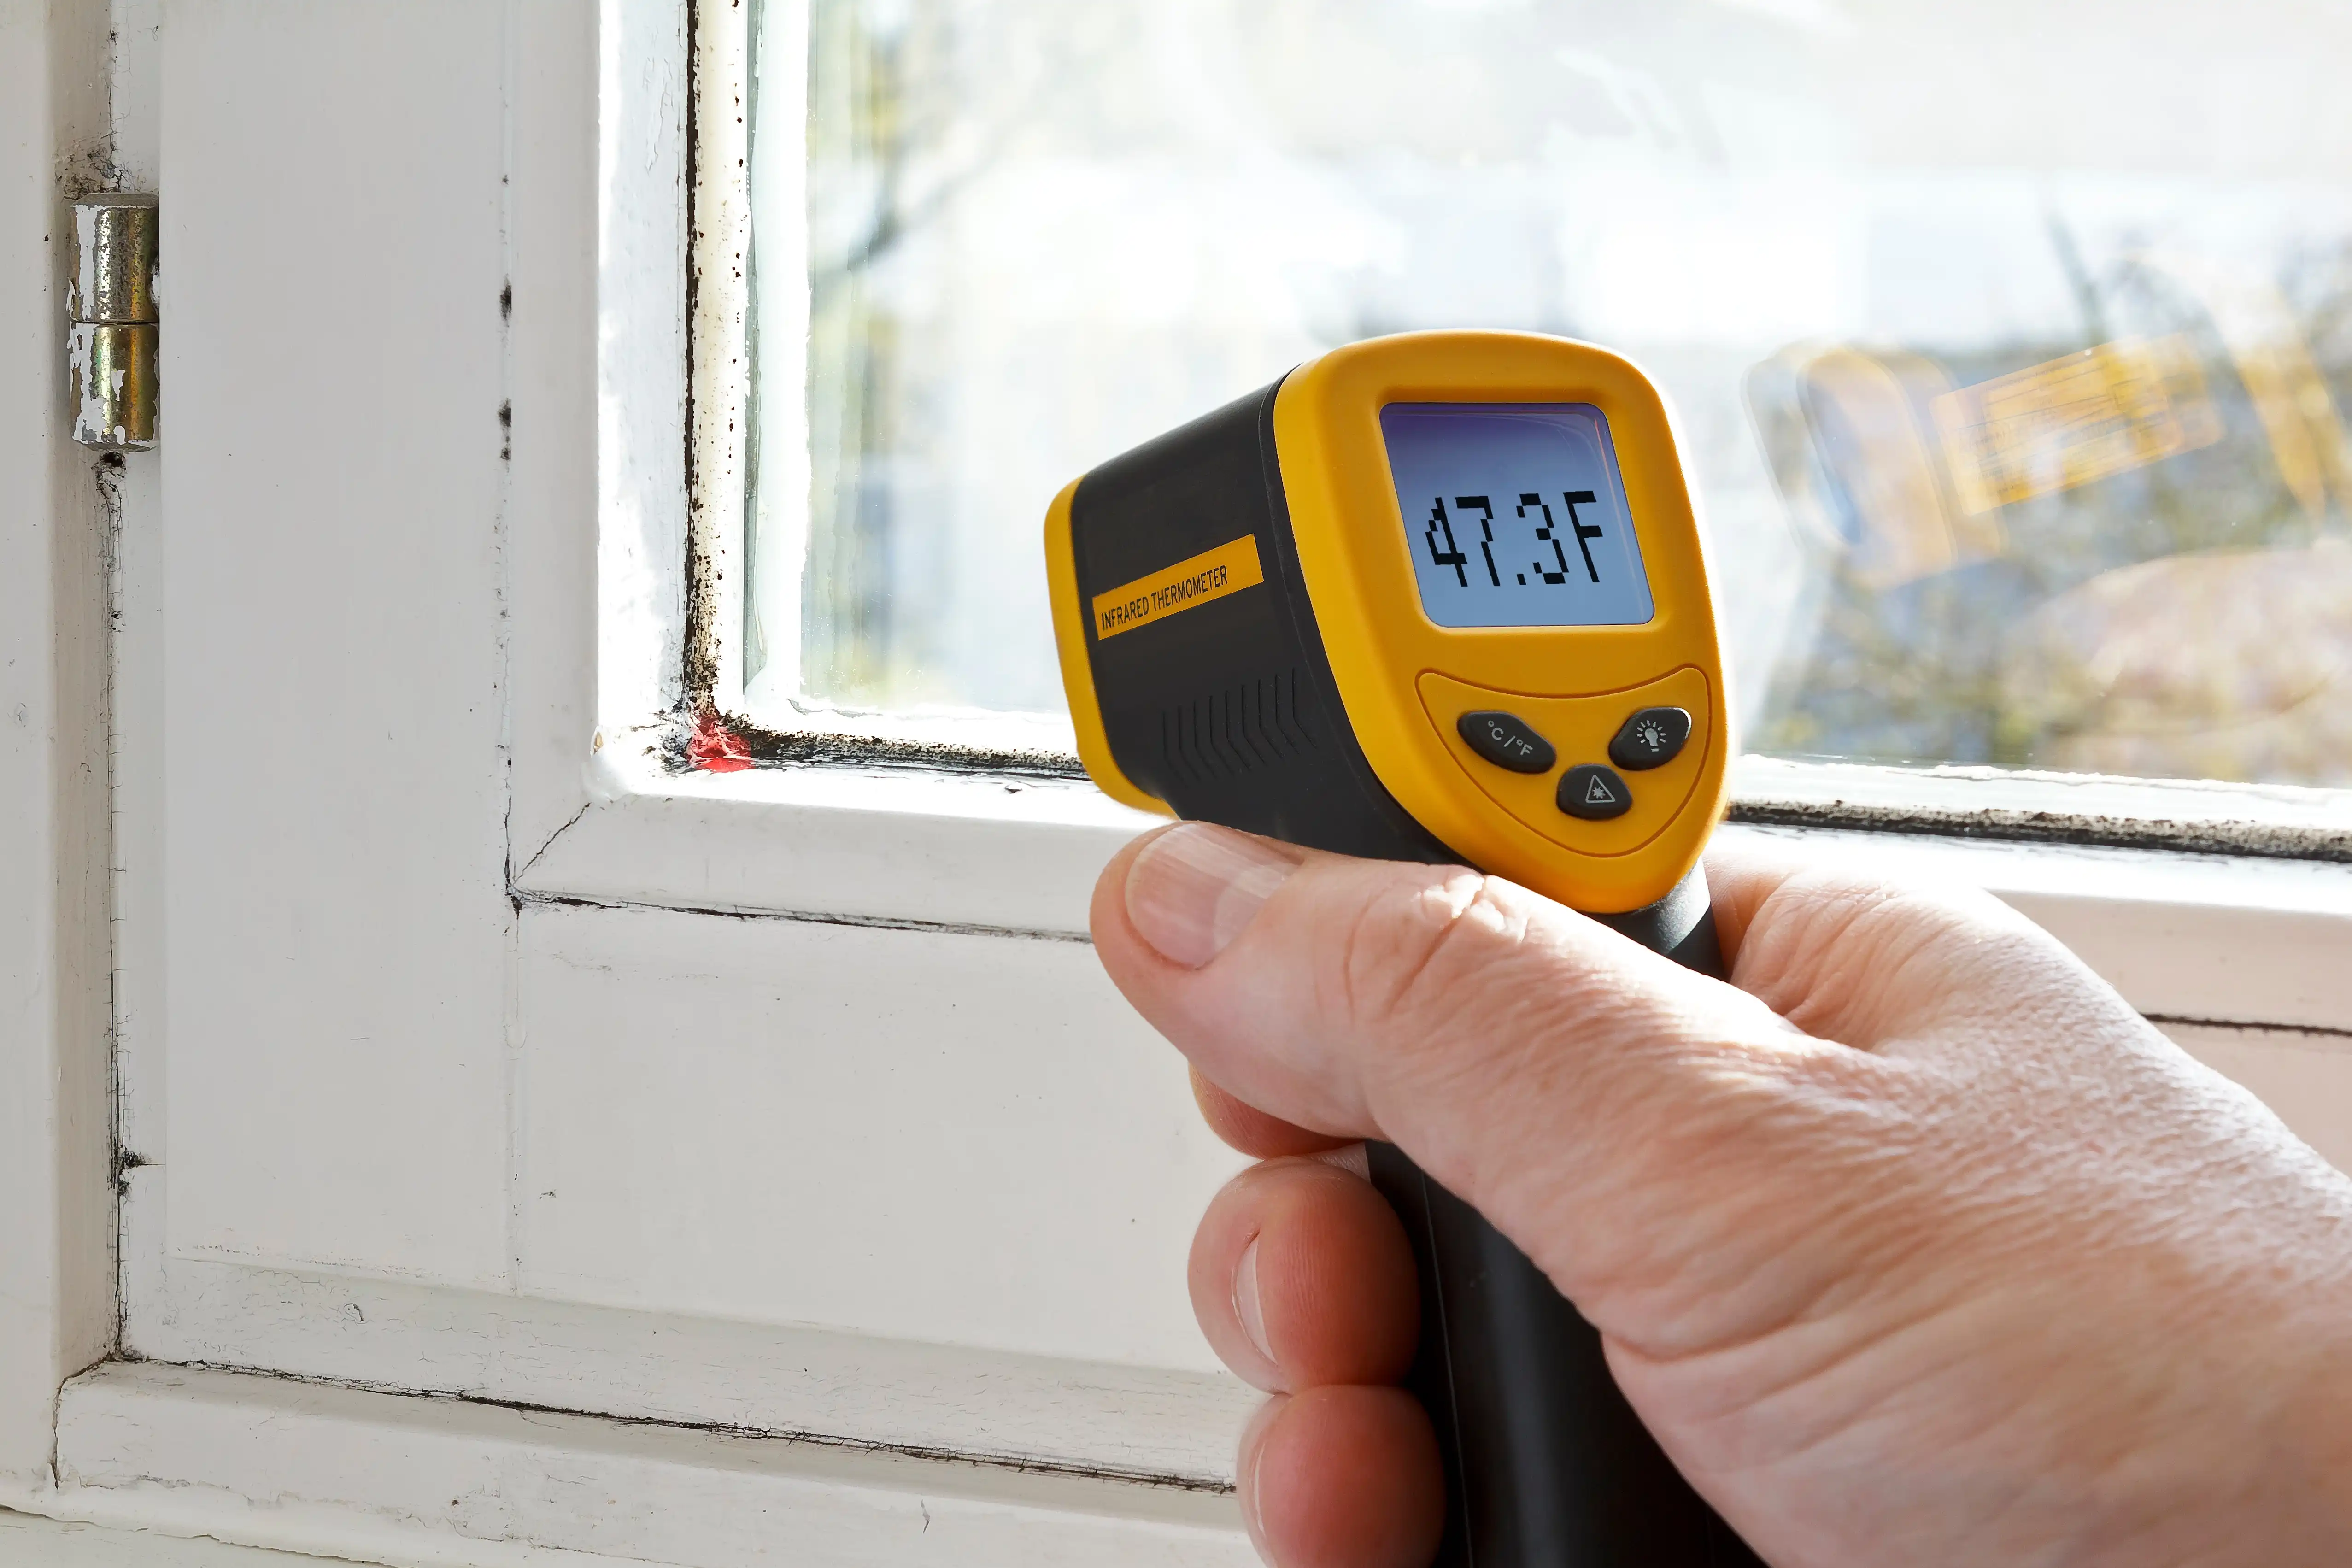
[1191,1065,1356,1159]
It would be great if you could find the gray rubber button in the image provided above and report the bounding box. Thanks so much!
[1557,763,1632,820]
[1608,707,1691,772]
[1457,710,1556,774]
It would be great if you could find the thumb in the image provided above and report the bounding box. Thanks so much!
[1090,823,1837,1322]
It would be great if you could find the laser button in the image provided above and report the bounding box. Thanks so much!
[1557,763,1633,821]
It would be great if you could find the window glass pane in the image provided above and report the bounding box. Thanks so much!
[753,0,2352,787]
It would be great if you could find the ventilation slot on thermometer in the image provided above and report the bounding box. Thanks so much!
[1158,669,1318,785]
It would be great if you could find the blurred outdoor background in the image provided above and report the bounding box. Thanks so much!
[748,0,2352,787]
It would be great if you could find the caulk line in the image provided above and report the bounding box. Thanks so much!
[512,887,1094,945]
[110,1356,1230,1494]
[2144,1013,2352,1044]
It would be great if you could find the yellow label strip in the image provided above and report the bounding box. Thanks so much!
[1091,534,1265,641]
[1930,335,2222,514]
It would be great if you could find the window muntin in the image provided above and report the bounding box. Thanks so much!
[748,0,2352,792]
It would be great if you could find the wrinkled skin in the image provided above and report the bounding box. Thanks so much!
[1091,824,2352,1568]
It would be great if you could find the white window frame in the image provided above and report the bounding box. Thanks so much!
[534,0,1156,946]
[0,0,115,1507]
[6,3,2352,1565]
[563,0,2352,998]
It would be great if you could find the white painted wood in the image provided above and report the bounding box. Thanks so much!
[504,0,605,869]
[525,754,1159,934]
[107,0,168,1264]
[1736,754,2352,858]
[47,1364,1252,1568]
[513,904,1238,1368]
[117,1213,1249,1484]
[119,912,1256,1481]
[105,0,161,193]
[0,0,121,1488]
[105,0,166,1199]
[111,438,164,1177]
[0,1509,334,1568]
[129,4,1260,1489]
[503,0,683,864]
[589,0,691,746]
[131,0,1256,1484]
[159,1,515,1286]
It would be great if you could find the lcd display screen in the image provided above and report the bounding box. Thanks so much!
[1380,403,1655,629]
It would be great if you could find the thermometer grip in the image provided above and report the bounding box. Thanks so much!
[1366,866,1763,1568]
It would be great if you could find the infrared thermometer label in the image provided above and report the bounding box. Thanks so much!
[1381,402,1655,630]
[1091,533,1266,641]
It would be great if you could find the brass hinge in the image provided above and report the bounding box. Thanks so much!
[69,193,158,449]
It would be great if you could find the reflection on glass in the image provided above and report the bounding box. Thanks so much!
[752,0,2352,787]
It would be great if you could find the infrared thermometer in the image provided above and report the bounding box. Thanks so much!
[1045,331,1758,1567]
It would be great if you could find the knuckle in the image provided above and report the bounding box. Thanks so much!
[1331,869,1529,1031]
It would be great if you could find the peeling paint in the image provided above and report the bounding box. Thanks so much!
[69,323,157,448]
[73,201,102,315]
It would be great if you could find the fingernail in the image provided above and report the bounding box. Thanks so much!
[1238,1396,1284,1551]
[1309,1141,1371,1180]
[1125,824,1303,968]
[1244,1420,1270,1546]
[1233,1238,1274,1365]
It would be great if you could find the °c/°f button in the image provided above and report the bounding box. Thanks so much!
[1557,763,1632,821]
[1456,710,1556,775]
[1608,706,1692,772]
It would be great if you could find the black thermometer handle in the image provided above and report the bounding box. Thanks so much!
[1365,866,1764,1568]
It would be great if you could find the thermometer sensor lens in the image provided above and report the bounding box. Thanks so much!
[1382,402,1655,629]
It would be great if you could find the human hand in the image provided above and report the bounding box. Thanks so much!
[1090,824,2352,1568]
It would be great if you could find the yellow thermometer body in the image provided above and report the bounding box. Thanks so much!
[1047,329,1730,915]
[1045,331,1760,1568]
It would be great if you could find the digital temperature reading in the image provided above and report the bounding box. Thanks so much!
[1382,402,1655,629]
